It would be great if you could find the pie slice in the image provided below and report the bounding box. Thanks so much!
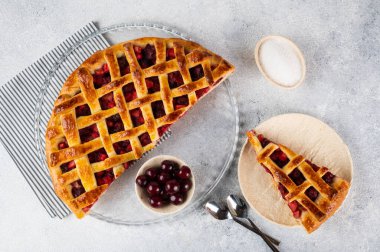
[45,37,234,218]
[246,130,350,233]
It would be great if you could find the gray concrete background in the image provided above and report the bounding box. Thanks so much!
[0,1,379,251]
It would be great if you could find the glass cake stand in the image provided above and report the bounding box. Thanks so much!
[34,23,239,225]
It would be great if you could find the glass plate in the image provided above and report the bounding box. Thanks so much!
[35,23,239,225]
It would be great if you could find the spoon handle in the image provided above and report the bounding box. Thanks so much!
[233,218,279,252]
[246,218,281,246]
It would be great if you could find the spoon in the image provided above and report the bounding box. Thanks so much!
[226,195,280,246]
[205,201,279,252]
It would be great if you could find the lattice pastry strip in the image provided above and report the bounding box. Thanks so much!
[247,130,350,233]
[45,37,234,218]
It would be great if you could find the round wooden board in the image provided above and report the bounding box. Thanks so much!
[238,113,353,227]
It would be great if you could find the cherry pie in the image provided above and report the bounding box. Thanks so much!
[45,37,234,218]
[247,130,350,233]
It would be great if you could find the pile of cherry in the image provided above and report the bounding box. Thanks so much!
[136,160,193,208]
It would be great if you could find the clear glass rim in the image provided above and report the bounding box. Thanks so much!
[34,23,239,225]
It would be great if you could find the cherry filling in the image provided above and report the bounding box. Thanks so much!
[60,160,76,173]
[117,56,130,76]
[122,83,137,102]
[305,160,320,172]
[166,48,175,60]
[257,134,270,148]
[113,140,132,155]
[95,168,115,186]
[75,104,91,118]
[138,132,152,147]
[151,101,166,119]
[168,71,184,89]
[92,64,111,89]
[106,114,124,134]
[305,186,319,201]
[173,95,189,110]
[58,138,68,150]
[270,149,290,168]
[288,168,306,186]
[88,148,108,163]
[158,124,171,137]
[130,108,145,127]
[189,64,204,81]
[288,200,303,219]
[71,180,85,198]
[278,183,289,199]
[79,124,99,143]
[322,172,335,184]
[134,44,156,69]
[146,77,160,94]
[195,87,210,99]
[82,204,93,213]
[99,92,116,110]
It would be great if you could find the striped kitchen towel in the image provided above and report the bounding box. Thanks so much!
[0,22,110,219]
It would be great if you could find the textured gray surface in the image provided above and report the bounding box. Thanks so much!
[0,0,379,251]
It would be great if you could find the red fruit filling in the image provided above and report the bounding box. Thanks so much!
[173,95,189,110]
[288,168,306,186]
[106,114,124,134]
[60,160,76,173]
[151,100,166,119]
[123,162,132,170]
[278,183,289,199]
[195,87,210,99]
[270,149,290,168]
[134,44,156,69]
[79,124,99,143]
[166,48,175,60]
[58,138,68,150]
[146,76,160,94]
[99,92,116,110]
[130,108,145,127]
[279,183,304,219]
[322,171,335,184]
[305,186,319,201]
[95,168,115,186]
[117,56,130,76]
[113,140,132,155]
[71,180,85,198]
[88,148,108,163]
[158,124,171,137]
[168,71,184,89]
[122,83,137,102]
[305,160,320,172]
[75,104,91,118]
[138,132,152,147]
[189,64,204,81]
[82,204,93,213]
[257,134,270,148]
[92,64,111,89]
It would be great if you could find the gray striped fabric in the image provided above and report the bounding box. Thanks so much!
[0,22,109,219]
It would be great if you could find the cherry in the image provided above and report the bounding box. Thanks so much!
[149,196,165,208]
[177,166,191,179]
[157,171,171,184]
[322,172,335,184]
[146,182,161,196]
[136,175,149,188]
[169,193,185,205]
[161,160,178,172]
[145,167,159,179]
[180,179,192,193]
[165,179,180,195]
[305,187,319,201]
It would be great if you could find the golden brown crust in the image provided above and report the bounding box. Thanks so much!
[45,37,235,218]
[247,130,350,233]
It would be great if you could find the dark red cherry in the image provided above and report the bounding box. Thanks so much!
[136,175,149,188]
[169,193,185,205]
[146,182,161,196]
[161,160,178,172]
[149,196,165,208]
[180,179,192,193]
[165,179,180,194]
[145,167,159,179]
[177,166,191,179]
[157,171,172,184]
